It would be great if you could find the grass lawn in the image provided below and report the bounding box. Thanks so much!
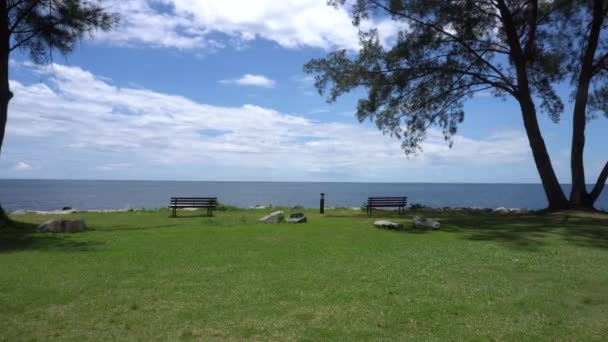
[1,208,608,340]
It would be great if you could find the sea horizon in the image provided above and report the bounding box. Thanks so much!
[1,179,606,212]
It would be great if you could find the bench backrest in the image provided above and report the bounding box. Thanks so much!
[367,197,408,207]
[170,197,218,207]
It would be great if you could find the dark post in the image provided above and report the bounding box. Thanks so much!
[320,193,325,214]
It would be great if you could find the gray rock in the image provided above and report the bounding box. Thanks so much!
[286,213,307,223]
[374,220,404,230]
[258,211,284,223]
[413,216,440,230]
[38,219,87,233]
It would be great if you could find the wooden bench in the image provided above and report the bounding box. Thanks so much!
[169,197,218,217]
[366,196,408,216]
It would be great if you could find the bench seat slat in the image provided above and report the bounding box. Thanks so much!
[367,196,408,216]
[169,197,219,217]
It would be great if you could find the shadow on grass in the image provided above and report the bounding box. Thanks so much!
[436,212,608,251]
[328,209,608,252]
[0,220,104,253]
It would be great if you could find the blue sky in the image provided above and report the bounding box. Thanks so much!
[1,0,606,183]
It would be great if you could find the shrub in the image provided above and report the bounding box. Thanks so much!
[216,202,240,211]
[409,203,428,210]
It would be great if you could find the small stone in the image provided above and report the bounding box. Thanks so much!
[38,219,87,233]
[258,211,284,223]
[374,220,404,230]
[413,216,440,230]
[286,213,307,223]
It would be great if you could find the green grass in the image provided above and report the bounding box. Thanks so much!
[1,208,608,341]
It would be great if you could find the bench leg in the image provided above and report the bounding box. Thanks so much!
[172,207,176,217]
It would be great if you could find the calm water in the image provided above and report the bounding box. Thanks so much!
[0,179,606,211]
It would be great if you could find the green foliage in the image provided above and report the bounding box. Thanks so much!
[215,202,240,212]
[360,201,368,211]
[1,209,607,339]
[305,1,608,154]
[7,0,119,63]
[409,202,428,210]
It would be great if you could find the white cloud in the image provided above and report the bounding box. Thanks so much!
[220,74,276,88]
[98,163,132,171]
[5,63,530,180]
[13,161,32,171]
[95,0,405,51]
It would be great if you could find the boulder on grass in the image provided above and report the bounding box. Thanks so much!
[38,219,87,233]
[413,216,440,230]
[374,220,403,230]
[286,213,307,223]
[258,211,284,223]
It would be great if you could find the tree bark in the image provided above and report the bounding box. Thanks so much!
[495,0,569,210]
[519,97,570,210]
[589,161,608,203]
[0,0,12,224]
[570,0,606,209]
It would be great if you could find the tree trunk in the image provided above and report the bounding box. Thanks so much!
[495,0,569,210]
[569,81,595,208]
[519,97,570,210]
[569,0,606,210]
[0,0,12,224]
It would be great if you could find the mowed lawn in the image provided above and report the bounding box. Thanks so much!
[1,208,608,341]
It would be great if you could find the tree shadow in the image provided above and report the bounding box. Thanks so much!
[440,212,608,251]
[327,209,608,252]
[0,220,105,253]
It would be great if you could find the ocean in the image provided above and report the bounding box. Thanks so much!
[1,179,607,212]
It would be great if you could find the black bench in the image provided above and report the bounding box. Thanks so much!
[367,196,408,216]
[169,197,218,217]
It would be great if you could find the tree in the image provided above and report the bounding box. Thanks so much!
[0,0,117,222]
[305,0,608,210]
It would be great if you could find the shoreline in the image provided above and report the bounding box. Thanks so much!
[9,206,535,215]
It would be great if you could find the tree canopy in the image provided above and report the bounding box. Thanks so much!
[5,0,117,63]
[305,0,608,209]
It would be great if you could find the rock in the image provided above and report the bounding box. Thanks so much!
[286,213,307,223]
[413,216,440,230]
[38,219,87,233]
[258,211,284,223]
[61,206,72,211]
[374,220,404,230]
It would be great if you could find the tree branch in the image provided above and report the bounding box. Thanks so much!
[367,0,517,93]
[8,0,39,35]
[589,161,608,202]
[9,30,38,51]
[523,0,538,60]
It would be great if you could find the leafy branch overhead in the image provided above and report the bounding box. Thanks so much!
[305,0,607,153]
[7,0,118,63]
